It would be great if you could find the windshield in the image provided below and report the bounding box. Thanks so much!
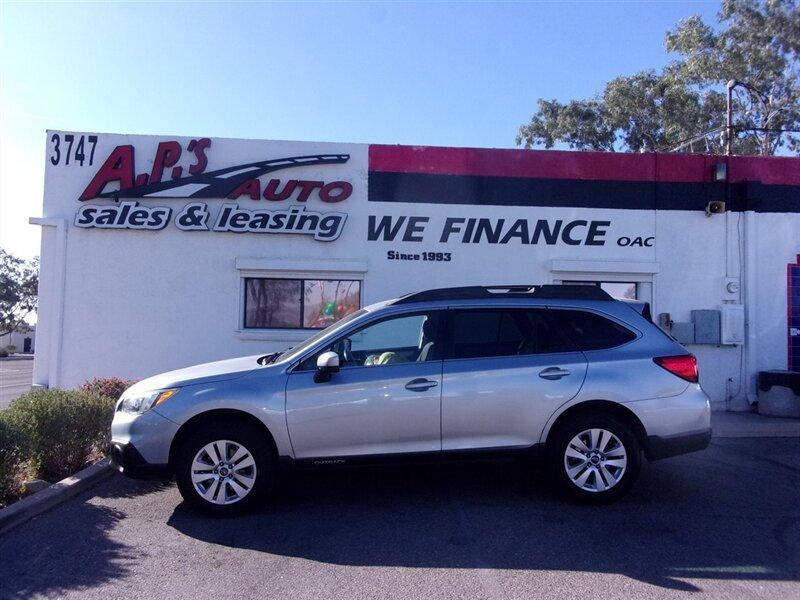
[273,309,368,364]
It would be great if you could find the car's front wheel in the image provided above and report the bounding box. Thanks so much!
[548,413,641,503]
[174,420,273,516]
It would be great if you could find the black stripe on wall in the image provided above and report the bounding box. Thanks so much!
[368,171,800,213]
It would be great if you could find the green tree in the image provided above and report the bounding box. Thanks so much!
[0,249,38,337]
[517,0,800,155]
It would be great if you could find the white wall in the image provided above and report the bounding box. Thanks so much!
[33,132,800,410]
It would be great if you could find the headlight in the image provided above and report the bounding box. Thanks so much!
[118,389,179,414]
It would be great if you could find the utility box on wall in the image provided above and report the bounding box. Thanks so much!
[721,304,745,345]
[671,322,695,344]
[692,310,721,345]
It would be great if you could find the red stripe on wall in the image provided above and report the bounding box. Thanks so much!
[729,155,800,185]
[369,144,800,186]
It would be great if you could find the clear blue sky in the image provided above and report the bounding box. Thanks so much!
[0,0,719,258]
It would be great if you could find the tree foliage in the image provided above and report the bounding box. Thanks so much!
[0,249,38,337]
[517,0,800,154]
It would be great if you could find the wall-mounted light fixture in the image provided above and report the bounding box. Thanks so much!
[705,200,727,217]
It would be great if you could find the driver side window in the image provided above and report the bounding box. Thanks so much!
[299,311,441,370]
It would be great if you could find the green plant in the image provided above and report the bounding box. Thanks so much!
[4,344,16,355]
[0,249,38,337]
[8,389,116,482]
[0,410,29,506]
[79,377,136,401]
[0,347,8,358]
[517,0,800,155]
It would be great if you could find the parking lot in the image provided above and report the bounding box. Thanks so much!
[1,437,798,600]
[0,358,33,410]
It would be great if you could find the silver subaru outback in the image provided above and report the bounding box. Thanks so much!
[111,284,711,515]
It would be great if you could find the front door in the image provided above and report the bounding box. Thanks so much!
[286,311,443,459]
[441,307,587,450]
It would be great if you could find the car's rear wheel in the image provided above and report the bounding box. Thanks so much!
[175,420,273,516]
[548,412,641,503]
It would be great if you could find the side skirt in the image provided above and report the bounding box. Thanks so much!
[281,444,544,470]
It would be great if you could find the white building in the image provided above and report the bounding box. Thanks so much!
[0,326,35,354]
[32,131,800,410]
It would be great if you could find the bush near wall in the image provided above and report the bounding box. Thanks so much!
[0,411,29,503]
[79,377,136,401]
[0,388,118,505]
[8,389,116,482]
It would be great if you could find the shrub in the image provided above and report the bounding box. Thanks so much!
[8,389,116,482]
[79,377,135,401]
[0,347,7,358]
[0,411,29,506]
[4,344,16,355]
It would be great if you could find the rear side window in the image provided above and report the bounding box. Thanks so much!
[550,309,637,351]
[448,309,574,359]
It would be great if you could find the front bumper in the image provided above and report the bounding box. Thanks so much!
[110,406,179,479]
[110,442,172,480]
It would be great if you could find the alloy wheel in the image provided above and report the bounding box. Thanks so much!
[190,440,257,505]
[563,428,627,493]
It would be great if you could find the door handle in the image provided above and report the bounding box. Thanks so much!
[405,378,439,392]
[538,367,571,380]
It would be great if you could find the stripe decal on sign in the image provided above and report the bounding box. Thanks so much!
[368,171,800,213]
[369,144,800,185]
[368,145,800,213]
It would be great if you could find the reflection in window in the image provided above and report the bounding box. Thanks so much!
[298,312,438,370]
[245,279,301,329]
[303,280,361,329]
[244,278,361,329]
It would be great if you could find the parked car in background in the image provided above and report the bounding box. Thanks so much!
[111,284,711,515]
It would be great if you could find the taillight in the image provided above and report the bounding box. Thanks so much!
[653,355,699,383]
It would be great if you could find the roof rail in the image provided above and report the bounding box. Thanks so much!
[392,284,614,305]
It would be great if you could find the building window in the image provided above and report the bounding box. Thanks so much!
[563,280,638,300]
[244,278,361,330]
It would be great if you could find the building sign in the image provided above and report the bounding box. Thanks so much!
[53,132,658,256]
[70,137,352,241]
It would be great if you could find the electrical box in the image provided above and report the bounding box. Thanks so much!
[723,277,741,301]
[671,322,695,344]
[692,310,721,344]
[721,304,745,345]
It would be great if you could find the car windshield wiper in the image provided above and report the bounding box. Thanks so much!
[256,348,289,366]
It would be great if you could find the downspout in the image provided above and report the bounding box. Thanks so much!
[725,91,758,408]
[743,209,759,405]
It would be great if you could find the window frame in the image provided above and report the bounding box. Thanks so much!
[562,280,640,301]
[242,277,362,331]
[293,309,444,372]
[546,306,641,352]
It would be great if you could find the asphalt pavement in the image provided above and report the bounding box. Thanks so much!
[0,357,33,410]
[1,437,798,600]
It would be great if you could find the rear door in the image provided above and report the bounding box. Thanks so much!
[440,307,587,451]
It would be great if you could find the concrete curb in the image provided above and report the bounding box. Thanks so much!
[710,412,800,439]
[0,355,34,362]
[0,459,114,536]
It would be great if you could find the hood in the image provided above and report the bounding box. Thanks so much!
[127,355,264,393]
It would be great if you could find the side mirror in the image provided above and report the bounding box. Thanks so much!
[314,351,340,383]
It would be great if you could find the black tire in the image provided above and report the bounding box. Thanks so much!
[174,419,275,516]
[547,412,641,504]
